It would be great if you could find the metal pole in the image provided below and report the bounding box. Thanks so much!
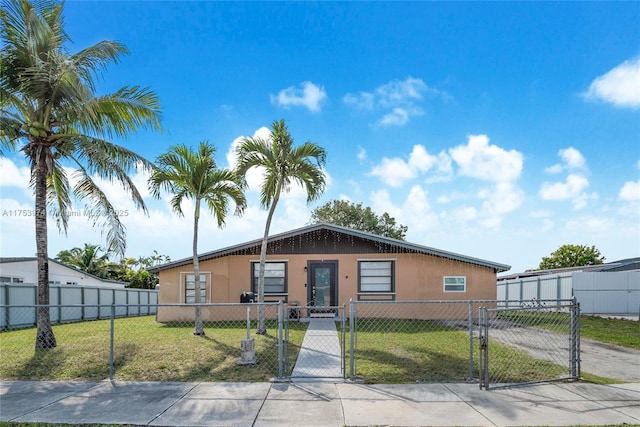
[478,308,484,389]
[349,299,355,381]
[484,309,490,389]
[246,306,251,340]
[277,301,283,379]
[342,304,346,378]
[109,304,115,381]
[468,301,474,381]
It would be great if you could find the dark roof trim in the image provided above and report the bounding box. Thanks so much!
[150,222,511,273]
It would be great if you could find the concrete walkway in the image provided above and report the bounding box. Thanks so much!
[291,317,343,381]
[1,380,639,426]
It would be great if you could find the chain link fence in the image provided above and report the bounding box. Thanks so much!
[0,303,296,382]
[1,299,581,388]
[478,299,580,389]
[348,300,484,383]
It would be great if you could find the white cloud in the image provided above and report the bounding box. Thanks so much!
[0,157,31,189]
[356,146,367,161]
[449,134,523,182]
[619,180,640,201]
[539,173,591,209]
[377,107,412,127]
[370,144,450,187]
[540,148,595,210]
[370,185,439,234]
[584,57,640,109]
[343,77,446,127]
[270,81,327,112]
[545,147,587,174]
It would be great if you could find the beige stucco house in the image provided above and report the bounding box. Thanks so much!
[151,223,510,321]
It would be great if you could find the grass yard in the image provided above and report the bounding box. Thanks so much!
[496,312,640,349]
[0,316,308,382]
[350,318,571,384]
[579,315,640,349]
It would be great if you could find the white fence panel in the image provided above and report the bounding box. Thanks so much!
[0,283,158,329]
[573,271,640,316]
[498,271,639,315]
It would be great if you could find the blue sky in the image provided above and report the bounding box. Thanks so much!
[1,1,639,274]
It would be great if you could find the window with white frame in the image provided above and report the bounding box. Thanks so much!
[358,260,394,293]
[443,276,466,292]
[252,261,287,294]
[185,274,207,303]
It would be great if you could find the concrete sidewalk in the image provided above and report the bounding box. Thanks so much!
[291,317,343,381]
[1,380,639,426]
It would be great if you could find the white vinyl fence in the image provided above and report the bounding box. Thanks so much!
[0,283,158,329]
[497,271,640,316]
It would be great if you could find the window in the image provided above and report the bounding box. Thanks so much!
[1,276,23,283]
[359,260,394,293]
[252,262,287,294]
[443,276,466,292]
[185,274,207,303]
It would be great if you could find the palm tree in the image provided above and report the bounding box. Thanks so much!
[235,119,326,333]
[55,243,110,277]
[149,141,246,336]
[0,0,162,348]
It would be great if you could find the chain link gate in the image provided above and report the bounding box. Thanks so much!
[280,304,347,381]
[479,299,580,389]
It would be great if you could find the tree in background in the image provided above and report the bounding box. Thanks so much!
[55,244,110,277]
[149,141,246,336]
[0,0,162,348]
[54,245,170,289]
[538,244,605,270]
[235,119,326,334]
[309,200,408,240]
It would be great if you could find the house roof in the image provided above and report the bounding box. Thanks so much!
[0,257,129,286]
[498,257,640,280]
[150,222,511,273]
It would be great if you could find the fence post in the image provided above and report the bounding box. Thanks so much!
[570,298,581,379]
[349,299,355,381]
[109,303,115,381]
[478,307,489,390]
[468,301,474,381]
[342,304,347,378]
[277,301,284,379]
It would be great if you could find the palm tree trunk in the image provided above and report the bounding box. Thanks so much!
[257,194,279,334]
[34,149,56,349]
[193,199,204,336]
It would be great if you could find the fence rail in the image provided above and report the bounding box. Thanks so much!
[1,299,582,389]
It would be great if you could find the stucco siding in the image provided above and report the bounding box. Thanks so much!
[156,251,498,322]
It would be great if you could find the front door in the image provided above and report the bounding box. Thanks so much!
[308,261,337,307]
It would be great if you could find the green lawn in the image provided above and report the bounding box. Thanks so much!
[351,318,571,384]
[1,315,634,384]
[0,316,307,382]
[496,312,640,349]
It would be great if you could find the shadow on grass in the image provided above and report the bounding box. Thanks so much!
[15,346,112,381]
[353,346,472,383]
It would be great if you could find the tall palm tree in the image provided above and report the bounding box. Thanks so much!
[0,0,162,348]
[149,141,246,336]
[235,119,326,333]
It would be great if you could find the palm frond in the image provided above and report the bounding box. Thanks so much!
[72,167,127,256]
[46,156,72,233]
